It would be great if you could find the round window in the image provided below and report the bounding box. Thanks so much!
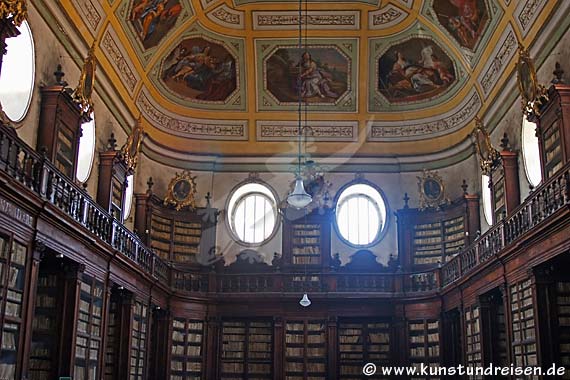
[0,20,35,122]
[76,113,96,183]
[227,183,278,245]
[335,183,387,246]
[521,116,542,188]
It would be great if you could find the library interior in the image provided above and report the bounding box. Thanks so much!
[2,0,570,379]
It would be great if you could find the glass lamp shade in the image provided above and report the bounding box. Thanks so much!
[287,176,312,209]
[299,293,311,307]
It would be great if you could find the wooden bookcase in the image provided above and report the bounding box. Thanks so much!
[556,281,570,378]
[396,195,480,270]
[338,320,391,379]
[134,192,217,265]
[488,143,520,223]
[464,305,482,376]
[510,279,538,371]
[74,274,104,380]
[284,320,327,379]
[96,143,130,222]
[130,300,148,380]
[36,83,86,179]
[219,320,273,379]
[407,319,440,379]
[170,318,204,380]
[534,84,570,180]
[104,296,119,380]
[0,235,28,380]
[282,209,332,269]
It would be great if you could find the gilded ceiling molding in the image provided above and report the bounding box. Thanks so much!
[206,4,244,30]
[367,88,482,141]
[514,0,548,37]
[396,0,414,8]
[136,87,248,140]
[116,0,194,66]
[256,121,358,142]
[256,38,358,113]
[477,23,517,97]
[200,0,219,10]
[368,4,408,30]
[70,0,104,34]
[100,25,140,95]
[233,0,379,5]
[252,10,360,31]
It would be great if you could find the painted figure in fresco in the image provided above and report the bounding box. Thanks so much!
[297,52,338,99]
[434,0,486,49]
[130,0,182,45]
[382,44,455,100]
[161,41,237,102]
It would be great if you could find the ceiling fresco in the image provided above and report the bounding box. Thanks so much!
[46,0,565,161]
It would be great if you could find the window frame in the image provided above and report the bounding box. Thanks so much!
[225,181,280,247]
[75,112,96,183]
[333,180,389,248]
[521,115,542,188]
[0,20,35,123]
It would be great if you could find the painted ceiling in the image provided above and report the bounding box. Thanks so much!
[40,0,565,164]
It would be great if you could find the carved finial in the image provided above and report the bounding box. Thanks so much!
[54,64,67,86]
[81,182,88,191]
[107,133,117,151]
[146,177,154,193]
[552,62,565,84]
[403,192,410,209]
[461,179,468,195]
[500,133,509,150]
[205,192,212,207]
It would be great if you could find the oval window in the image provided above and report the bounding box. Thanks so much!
[521,116,542,188]
[76,113,96,183]
[124,174,135,219]
[227,182,278,245]
[335,183,387,246]
[0,20,35,122]
[481,174,493,225]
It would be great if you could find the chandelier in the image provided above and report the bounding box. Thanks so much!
[286,0,312,209]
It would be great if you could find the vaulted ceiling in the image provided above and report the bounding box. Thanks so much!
[41,0,566,168]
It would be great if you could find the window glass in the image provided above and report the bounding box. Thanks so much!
[124,175,134,219]
[76,113,95,182]
[228,183,278,244]
[521,116,542,187]
[481,174,493,225]
[0,20,35,122]
[335,183,387,246]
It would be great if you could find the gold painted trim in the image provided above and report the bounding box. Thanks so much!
[0,0,27,27]
[120,117,145,172]
[417,169,448,210]
[164,170,198,211]
[472,117,500,175]
[72,41,97,114]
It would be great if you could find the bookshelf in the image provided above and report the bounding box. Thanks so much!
[282,209,332,268]
[543,120,563,178]
[291,224,322,265]
[29,271,61,380]
[170,318,204,380]
[0,235,28,380]
[397,196,479,270]
[510,279,538,376]
[465,306,482,378]
[104,296,119,380]
[338,320,391,379]
[556,281,570,378]
[408,319,440,379]
[130,300,148,380]
[134,192,217,265]
[285,320,327,380]
[74,274,104,380]
[219,320,273,379]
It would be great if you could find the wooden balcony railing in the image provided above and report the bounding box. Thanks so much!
[2,122,570,296]
[0,124,169,283]
[441,163,570,287]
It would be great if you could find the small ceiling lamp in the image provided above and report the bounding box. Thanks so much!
[299,293,311,307]
[286,0,312,210]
